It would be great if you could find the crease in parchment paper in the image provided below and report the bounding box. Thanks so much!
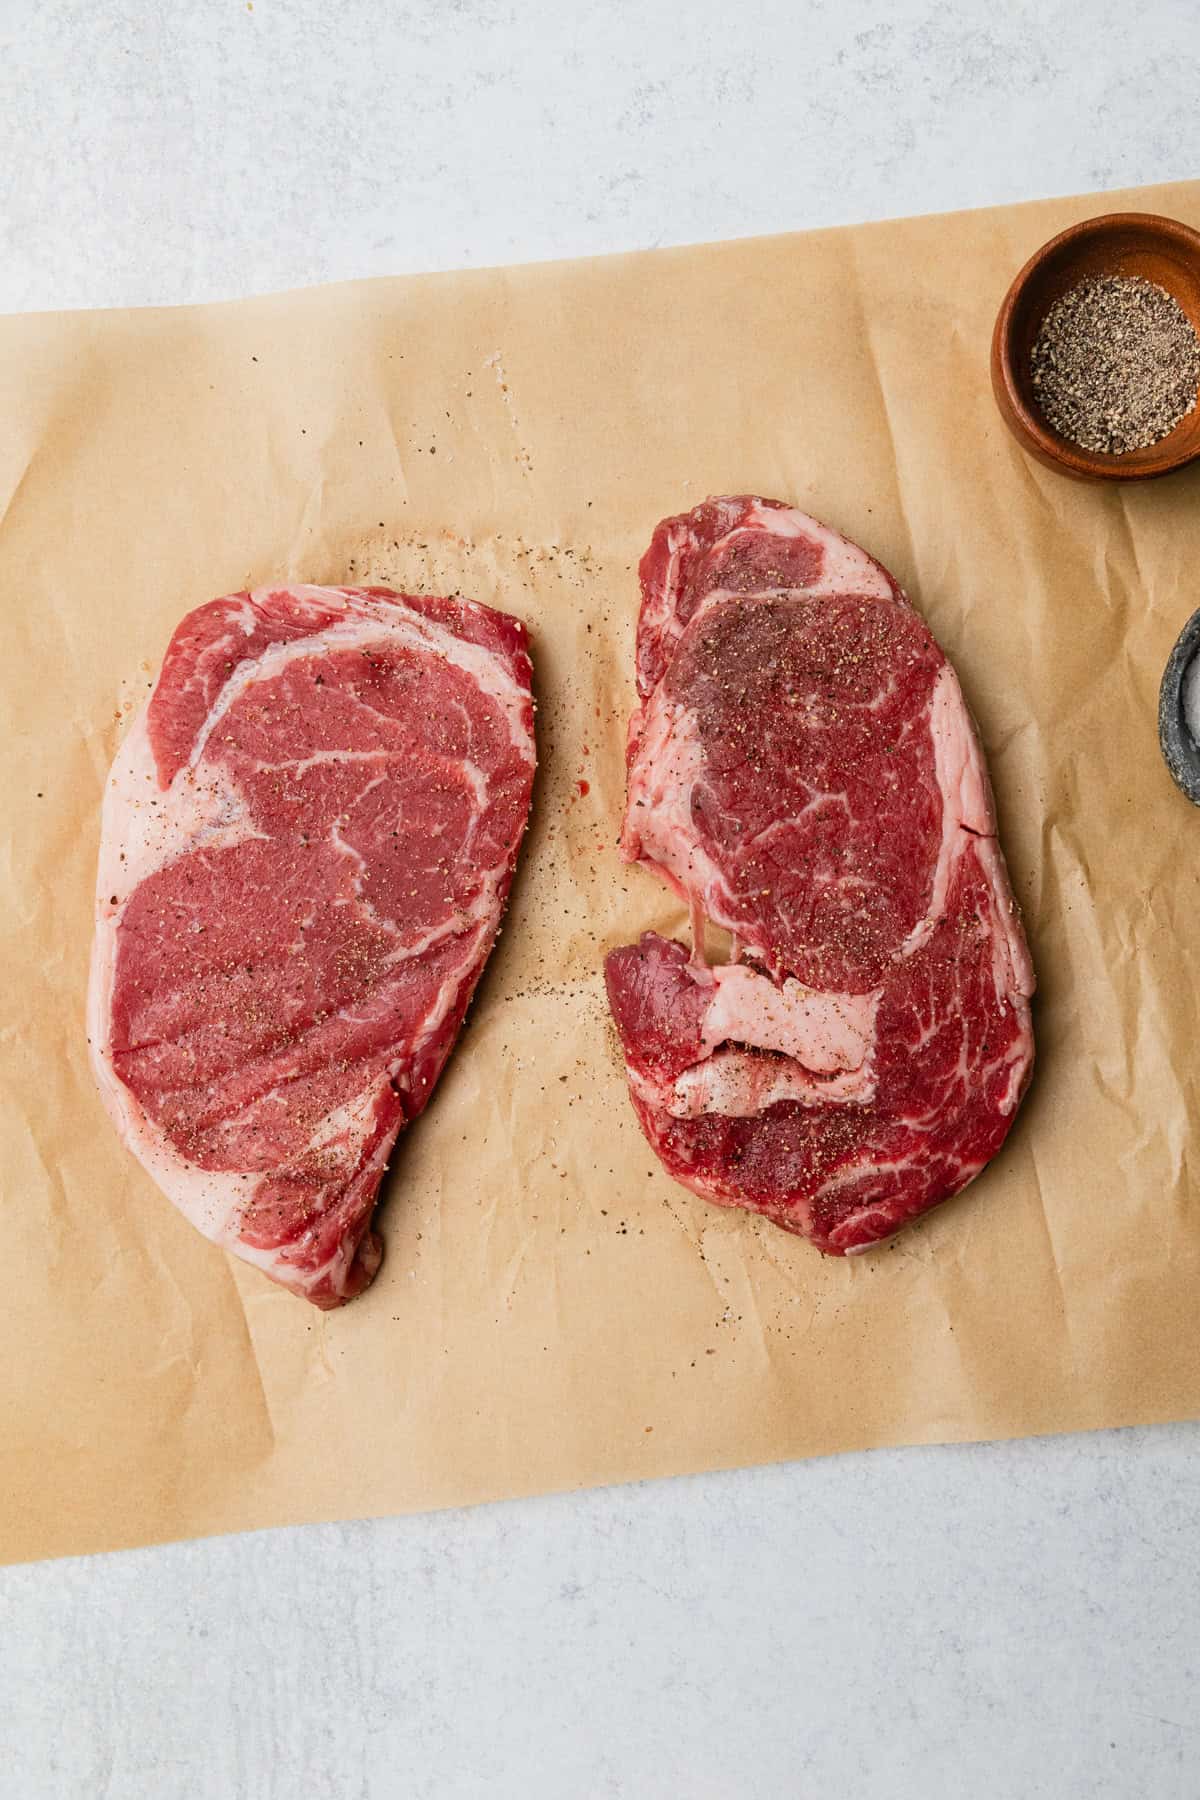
[0,446,42,541]
[846,237,920,584]
[1023,1135,1081,1379]
[3,179,1200,1565]
[227,1283,285,1463]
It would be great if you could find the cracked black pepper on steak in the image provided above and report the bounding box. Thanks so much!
[1029,273,1200,455]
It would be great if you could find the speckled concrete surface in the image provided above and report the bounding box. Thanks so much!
[2,0,1198,312]
[4,1430,1199,1798]
[2,2,1199,1795]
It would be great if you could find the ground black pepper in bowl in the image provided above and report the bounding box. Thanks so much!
[1030,274,1200,455]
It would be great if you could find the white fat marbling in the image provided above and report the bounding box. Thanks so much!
[3,2,1199,1796]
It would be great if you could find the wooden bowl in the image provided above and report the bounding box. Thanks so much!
[991,211,1200,481]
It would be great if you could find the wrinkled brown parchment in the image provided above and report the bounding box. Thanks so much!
[3,180,1199,1565]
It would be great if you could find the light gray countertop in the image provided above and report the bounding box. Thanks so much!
[3,3,1198,1795]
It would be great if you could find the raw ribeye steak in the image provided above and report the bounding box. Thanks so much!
[605,497,1035,1254]
[89,584,535,1306]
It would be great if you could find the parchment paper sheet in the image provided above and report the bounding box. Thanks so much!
[3,181,1199,1566]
